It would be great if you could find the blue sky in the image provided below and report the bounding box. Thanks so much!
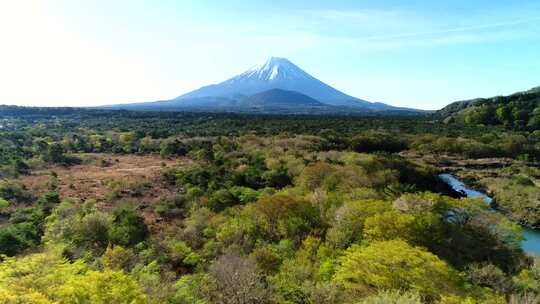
[0,0,539,109]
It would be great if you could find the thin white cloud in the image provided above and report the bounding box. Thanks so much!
[278,8,540,49]
[363,17,540,40]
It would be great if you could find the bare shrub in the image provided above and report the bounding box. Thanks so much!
[207,252,271,304]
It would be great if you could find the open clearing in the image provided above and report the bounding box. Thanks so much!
[21,153,190,204]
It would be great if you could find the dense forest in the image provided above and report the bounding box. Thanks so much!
[438,87,540,130]
[0,108,539,303]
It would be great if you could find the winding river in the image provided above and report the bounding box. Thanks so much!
[439,174,540,256]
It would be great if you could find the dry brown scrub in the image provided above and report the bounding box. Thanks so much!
[21,153,191,228]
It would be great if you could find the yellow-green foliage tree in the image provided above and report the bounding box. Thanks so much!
[333,240,462,298]
[362,211,417,243]
[0,251,146,304]
[254,194,319,241]
[0,198,9,209]
[326,200,391,249]
[356,290,422,304]
[102,244,135,271]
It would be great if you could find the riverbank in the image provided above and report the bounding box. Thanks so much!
[402,152,540,229]
[439,173,540,256]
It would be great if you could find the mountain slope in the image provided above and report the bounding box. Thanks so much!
[241,89,326,107]
[104,89,337,114]
[233,89,333,113]
[102,96,238,111]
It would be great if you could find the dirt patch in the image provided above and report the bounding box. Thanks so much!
[21,153,190,204]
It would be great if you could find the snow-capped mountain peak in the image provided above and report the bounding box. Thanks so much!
[175,56,394,109]
[232,57,311,82]
[104,57,418,113]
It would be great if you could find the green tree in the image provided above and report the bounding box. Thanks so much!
[207,189,238,212]
[108,206,148,247]
[495,106,512,125]
[43,142,65,164]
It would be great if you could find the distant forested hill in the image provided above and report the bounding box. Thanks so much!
[437,87,540,130]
